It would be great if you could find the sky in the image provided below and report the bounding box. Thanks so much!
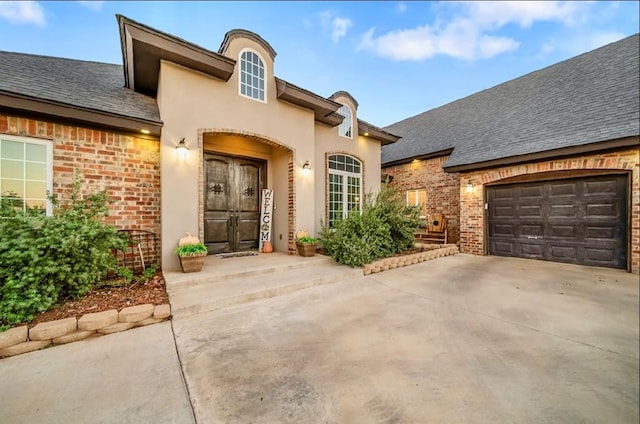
[0,1,638,127]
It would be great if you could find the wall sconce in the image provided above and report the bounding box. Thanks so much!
[465,180,474,193]
[176,138,189,159]
[302,160,311,175]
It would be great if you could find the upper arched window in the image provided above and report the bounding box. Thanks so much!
[338,104,353,138]
[239,50,265,102]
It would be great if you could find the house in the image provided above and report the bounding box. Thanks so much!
[0,15,398,270]
[382,34,639,273]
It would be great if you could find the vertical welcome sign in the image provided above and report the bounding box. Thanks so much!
[259,189,274,250]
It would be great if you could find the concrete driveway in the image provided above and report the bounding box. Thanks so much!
[173,254,639,424]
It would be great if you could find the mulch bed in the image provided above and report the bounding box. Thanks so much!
[25,272,169,328]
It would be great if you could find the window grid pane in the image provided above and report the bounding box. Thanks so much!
[328,173,343,227]
[0,138,50,215]
[239,51,265,101]
[338,105,353,138]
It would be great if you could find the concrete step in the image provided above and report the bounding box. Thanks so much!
[168,261,362,319]
[164,254,334,291]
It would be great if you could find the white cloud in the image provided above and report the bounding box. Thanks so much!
[538,30,626,57]
[76,1,104,11]
[331,17,352,43]
[460,1,587,29]
[397,2,407,14]
[0,1,45,26]
[358,1,591,61]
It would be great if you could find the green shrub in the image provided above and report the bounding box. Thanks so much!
[296,236,317,244]
[0,177,125,327]
[174,243,208,257]
[319,184,421,267]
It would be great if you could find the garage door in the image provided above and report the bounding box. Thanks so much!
[487,175,628,269]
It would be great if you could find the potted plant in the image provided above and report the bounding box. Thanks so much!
[175,233,208,273]
[296,235,318,257]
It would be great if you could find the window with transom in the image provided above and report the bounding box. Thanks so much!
[327,154,362,227]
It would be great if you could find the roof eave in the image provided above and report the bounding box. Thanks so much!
[0,91,163,136]
[117,15,236,96]
[275,77,344,127]
[443,136,640,172]
[382,148,454,167]
[358,119,401,145]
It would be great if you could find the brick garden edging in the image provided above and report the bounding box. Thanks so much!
[363,244,459,275]
[0,304,171,359]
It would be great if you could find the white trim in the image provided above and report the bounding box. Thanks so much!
[238,48,267,103]
[337,104,353,139]
[0,134,53,215]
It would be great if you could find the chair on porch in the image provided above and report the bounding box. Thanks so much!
[415,213,448,244]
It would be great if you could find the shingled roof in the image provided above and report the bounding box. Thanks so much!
[382,34,639,171]
[0,51,161,128]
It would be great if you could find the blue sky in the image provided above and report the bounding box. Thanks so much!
[0,1,638,127]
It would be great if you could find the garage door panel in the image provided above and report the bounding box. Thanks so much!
[519,205,542,218]
[549,204,577,217]
[492,205,515,218]
[584,179,617,195]
[520,224,543,237]
[492,240,515,255]
[549,182,577,197]
[585,202,617,218]
[549,245,578,260]
[584,248,614,262]
[585,226,615,240]
[490,223,515,237]
[519,185,543,199]
[520,243,544,257]
[550,225,577,239]
[488,174,627,269]
[491,187,515,200]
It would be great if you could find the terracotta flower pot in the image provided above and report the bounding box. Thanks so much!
[296,242,316,257]
[179,253,206,273]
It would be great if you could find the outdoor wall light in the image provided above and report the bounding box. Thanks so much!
[302,160,311,175]
[465,181,474,193]
[176,138,190,159]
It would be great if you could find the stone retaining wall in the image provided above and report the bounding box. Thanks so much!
[363,244,459,275]
[0,304,171,359]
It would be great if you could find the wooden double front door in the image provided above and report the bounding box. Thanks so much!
[204,153,266,254]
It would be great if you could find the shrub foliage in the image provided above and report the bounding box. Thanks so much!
[0,177,125,327]
[319,184,421,267]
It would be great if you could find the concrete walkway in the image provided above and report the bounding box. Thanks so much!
[0,322,195,424]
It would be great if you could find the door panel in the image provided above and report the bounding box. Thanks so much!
[488,175,628,269]
[204,154,265,254]
[204,156,233,254]
[236,160,262,251]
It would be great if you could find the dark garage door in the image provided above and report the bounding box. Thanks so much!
[487,175,628,269]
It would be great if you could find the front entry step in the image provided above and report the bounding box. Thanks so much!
[167,256,361,319]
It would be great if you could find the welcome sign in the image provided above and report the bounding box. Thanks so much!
[259,189,274,250]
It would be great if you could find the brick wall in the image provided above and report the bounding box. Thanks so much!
[0,113,161,236]
[383,156,461,244]
[460,146,640,273]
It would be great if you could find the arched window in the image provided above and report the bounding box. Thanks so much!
[338,104,352,138]
[239,49,265,102]
[327,154,362,226]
